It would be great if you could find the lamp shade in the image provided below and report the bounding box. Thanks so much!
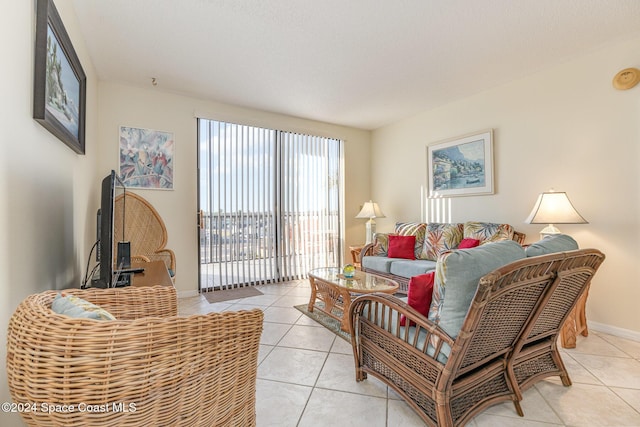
[525,192,588,225]
[356,200,385,219]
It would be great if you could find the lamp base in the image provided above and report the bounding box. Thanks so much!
[540,224,561,239]
[365,218,377,244]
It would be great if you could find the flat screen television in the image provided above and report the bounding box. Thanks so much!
[93,170,127,288]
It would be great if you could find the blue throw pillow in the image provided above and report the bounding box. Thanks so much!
[428,240,526,340]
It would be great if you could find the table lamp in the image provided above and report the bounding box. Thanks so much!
[525,191,588,238]
[356,200,385,244]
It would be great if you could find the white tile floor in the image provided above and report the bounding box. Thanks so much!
[179,280,640,427]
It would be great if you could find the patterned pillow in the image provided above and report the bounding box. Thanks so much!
[394,222,427,259]
[419,223,464,261]
[371,233,393,256]
[463,221,515,244]
[51,293,116,320]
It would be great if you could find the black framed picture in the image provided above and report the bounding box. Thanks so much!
[33,0,86,154]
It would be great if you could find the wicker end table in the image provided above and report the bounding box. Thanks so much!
[307,267,399,332]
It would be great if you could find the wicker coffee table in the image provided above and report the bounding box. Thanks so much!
[307,267,399,332]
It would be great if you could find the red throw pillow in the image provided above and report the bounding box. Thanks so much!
[400,271,435,326]
[458,238,480,249]
[388,235,416,260]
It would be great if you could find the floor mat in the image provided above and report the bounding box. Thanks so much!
[294,303,351,342]
[203,286,263,303]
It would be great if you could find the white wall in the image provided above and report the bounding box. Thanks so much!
[97,82,372,296]
[1,1,100,425]
[371,36,640,335]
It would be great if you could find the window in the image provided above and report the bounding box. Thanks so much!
[198,119,342,290]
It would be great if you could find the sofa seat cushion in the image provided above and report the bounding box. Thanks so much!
[363,296,450,362]
[464,221,515,244]
[362,256,396,273]
[525,234,578,257]
[428,240,526,340]
[389,259,437,278]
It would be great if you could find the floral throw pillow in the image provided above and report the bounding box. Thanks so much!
[463,222,515,244]
[420,223,463,261]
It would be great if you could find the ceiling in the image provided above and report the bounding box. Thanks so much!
[72,0,640,130]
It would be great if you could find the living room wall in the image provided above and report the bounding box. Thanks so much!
[1,1,100,425]
[97,82,372,296]
[370,35,640,336]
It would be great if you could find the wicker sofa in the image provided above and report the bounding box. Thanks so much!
[349,239,605,426]
[360,221,526,293]
[6,286,263,427]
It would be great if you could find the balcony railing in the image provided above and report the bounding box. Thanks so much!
[199,211,340,289]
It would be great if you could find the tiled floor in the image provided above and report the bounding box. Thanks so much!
[179,280,640,426]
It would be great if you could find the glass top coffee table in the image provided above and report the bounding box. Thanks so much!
[307,267,399,332]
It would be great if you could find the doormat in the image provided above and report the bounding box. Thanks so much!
[294,304,351,342]
[203,287,263,304]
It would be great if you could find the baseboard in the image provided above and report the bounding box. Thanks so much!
[177,290,199,298]
[589,320,640,342]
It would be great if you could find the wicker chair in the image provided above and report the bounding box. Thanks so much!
[114,192,176,278]
[509,249,605,400]
[349,249,604,427]
[6,286,264,426]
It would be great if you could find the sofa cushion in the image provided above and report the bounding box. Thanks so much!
[419,222,464,261]
[428,240,526,340]
[394,222,427,259]
[389,259,437,279]
[525,234,578,257]
[464,221,515,244]
[371,233,393,256]
[362,256,396,273]
[400,272,435,326]
[458,238,480,249]
[363,296,450,362]
[388,235,416,259]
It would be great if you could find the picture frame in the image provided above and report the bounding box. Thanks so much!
[33,0,86,154]
[119,126,174,190]
[426,129,494,197]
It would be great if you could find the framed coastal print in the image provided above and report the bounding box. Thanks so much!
[426,129,494,197]
[33,0,86,154]
[119,126,174,190]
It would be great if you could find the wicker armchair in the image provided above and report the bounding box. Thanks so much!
[349,249,604,426]
[7,286,264,426]
[114,192,176,277]
[510,249,605,398]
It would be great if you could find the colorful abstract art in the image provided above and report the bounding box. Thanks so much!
[119,126,174,189]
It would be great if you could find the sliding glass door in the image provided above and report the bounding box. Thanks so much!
[198,119,342,291]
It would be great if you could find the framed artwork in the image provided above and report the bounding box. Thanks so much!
[426,129,494,197]
[119,126,174,190]
[33,0,86,154]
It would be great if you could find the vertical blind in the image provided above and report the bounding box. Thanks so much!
[198,119,342,290]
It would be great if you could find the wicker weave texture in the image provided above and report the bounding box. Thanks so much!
[114,192,176,275]
[7,286,263,426]
[510,251,605,394]
[350,249,605,426]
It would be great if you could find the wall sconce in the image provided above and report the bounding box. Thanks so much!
[356,200,385,244]
[525,190,588,238]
